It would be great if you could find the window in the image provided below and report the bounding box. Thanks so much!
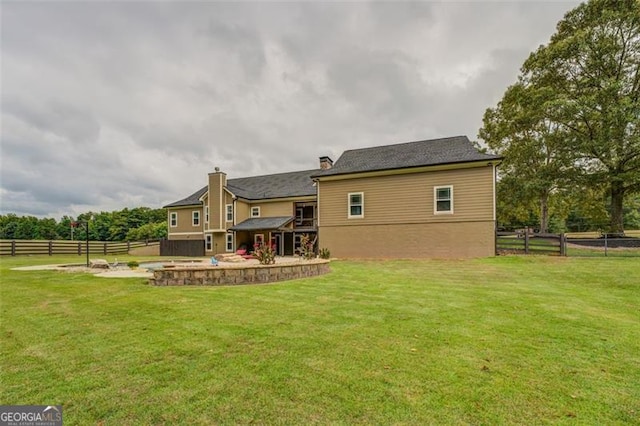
[206,234,212,251]
[348,192,364,218]
[170,212,177,227]
[226,233,234,252]
[192,211,200,226]
[205,206,209,224]
[251,206,261,217]
[226,204,233,222]
[296,207,303,225]
[254,234,264,246]
[434,186,453,214]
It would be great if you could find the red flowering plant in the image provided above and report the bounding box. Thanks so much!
[253,242,276,265]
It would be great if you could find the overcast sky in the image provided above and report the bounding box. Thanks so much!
[1,0,580,218]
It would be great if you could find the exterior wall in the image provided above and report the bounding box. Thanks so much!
[224,192,234,228]
[235,200,251,224]
[208,171,226,231]
[250,200,295,218]
[167,207,204,240]
[317,165,496,258]
[319,166,494,226]
[319,221,495,258]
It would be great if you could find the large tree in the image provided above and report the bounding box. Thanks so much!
[482,0,640,233]
[480,83,572,233]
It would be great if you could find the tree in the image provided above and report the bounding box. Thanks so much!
[523,0,640,233]
[481,0,640,234]
[480,83,572,233]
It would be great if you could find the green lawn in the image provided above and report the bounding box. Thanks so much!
[1,255,639,424]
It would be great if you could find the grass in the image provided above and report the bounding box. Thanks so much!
[1,255,639,424]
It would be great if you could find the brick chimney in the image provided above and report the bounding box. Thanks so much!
[319,156,333,170]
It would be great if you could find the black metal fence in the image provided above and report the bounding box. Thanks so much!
[566,235,640,257]
[497,229,640,257]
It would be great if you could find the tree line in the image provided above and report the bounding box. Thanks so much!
[479,0,640,234]
[0,207,167,241]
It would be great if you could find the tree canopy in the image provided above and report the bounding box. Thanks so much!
[0,207,167,241]
[480,0,640,233]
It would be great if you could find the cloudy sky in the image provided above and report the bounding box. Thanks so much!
[1,0,580,218]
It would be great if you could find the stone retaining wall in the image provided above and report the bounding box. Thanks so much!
[149,260,330,286]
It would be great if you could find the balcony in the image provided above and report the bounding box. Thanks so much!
[294,203,317,231]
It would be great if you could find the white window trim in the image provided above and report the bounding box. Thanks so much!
[434,185,454,215]
[295,207,303,225]
[170,212,177,228]
[206,234,212,251]
[254,233,264,246]
[251,206,261,218]
[192,210,200,226]
[347,192,364,219]
[226,204,233,222]
[226,233,234,252]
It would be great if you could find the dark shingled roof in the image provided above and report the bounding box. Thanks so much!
[311,136,501,178]
[163,186,207,208]
[229,216,294,231]
[163,169,318,208]
[227,169,318,200]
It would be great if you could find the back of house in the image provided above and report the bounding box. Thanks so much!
[163,135,501,258]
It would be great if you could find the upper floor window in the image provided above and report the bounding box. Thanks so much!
[170,212,177,227]
[226,204,233,222]
[251,206,261,218]
[192,210,200,226]
[205,206,209,224]
[434,186,453,214]
[348,192,364,219]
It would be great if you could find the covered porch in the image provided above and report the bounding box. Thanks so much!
[229,216,316,257]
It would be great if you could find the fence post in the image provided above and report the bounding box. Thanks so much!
[11,240,16,256]
[49,240,53,256]
[78,242,82,256]
[524,227,530,254]
[560,234,566,256]
[604,233,608,257]
[104,242,107,255]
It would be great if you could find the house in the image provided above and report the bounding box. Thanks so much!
[163,136,501,258]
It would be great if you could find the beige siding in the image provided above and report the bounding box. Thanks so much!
[318,166,494,227]
[319,221,495,258]
[208,172,226,230]
[235,201,251,224]
[224,192,234,227]
[167,207,203,240]
[251,201,295,218]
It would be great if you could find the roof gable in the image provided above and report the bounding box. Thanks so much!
[311,136,501,178]
[163,186,207,208]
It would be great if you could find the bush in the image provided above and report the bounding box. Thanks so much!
[299,234,316,260]
[127,260,139,269]
[253,243,275,265]
[318,248,331,259]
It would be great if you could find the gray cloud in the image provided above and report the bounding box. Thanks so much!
[1,1,580,218]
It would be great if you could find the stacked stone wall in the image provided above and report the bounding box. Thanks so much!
[150,260,330,286]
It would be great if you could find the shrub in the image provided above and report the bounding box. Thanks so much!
[318,248,331,259]
[127,260,139,269]
[299,234,316,260]
[253,243,276,265]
